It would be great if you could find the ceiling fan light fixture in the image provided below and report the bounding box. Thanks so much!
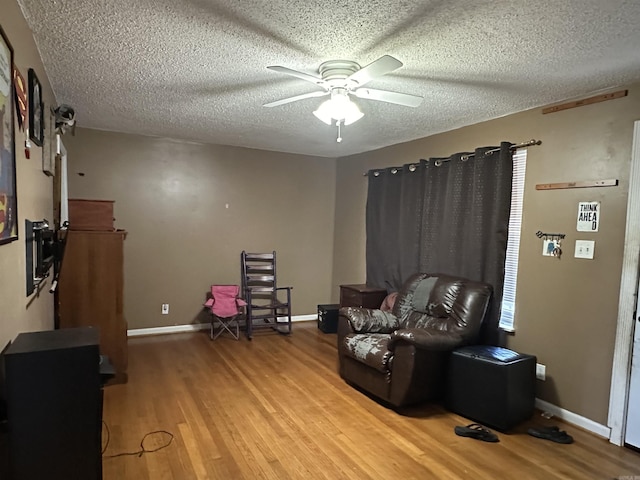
[266,55,422,135]
[313,90,364,126]
[312,102,334,125]
[342,103,364,126]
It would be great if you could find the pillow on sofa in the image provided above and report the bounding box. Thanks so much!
[380,292,398,312]
[411,276,438,313]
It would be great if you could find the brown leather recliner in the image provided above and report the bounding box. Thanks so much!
[338,273,492,408]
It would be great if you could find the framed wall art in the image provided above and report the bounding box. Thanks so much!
[42,108,55,176]
[13,66,26,131]
[28,67,43,146]
[0,25,18,244]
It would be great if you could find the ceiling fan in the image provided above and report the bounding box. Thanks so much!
[264,55,423,135]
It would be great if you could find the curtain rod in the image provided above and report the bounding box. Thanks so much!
[454,139,542,162]
[364,139,542,176]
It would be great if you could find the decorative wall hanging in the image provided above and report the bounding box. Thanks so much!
[536,231,565,259]
[577,201,600,232]
[42,108,55,176]
[542,90,627,114]
[28,68,43,146]
[536,179,617,190]
[13,65,26,130]
[0,25,18,244]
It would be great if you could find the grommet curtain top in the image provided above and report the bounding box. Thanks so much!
[364,139,541,177]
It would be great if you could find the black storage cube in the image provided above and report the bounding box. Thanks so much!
[318,304,340,333]
[445,345,536,431]
[3,327,103,480]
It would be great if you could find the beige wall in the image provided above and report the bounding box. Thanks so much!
[63,129,337,330]
[332,86,640,425]
[3,0,639,431]
[0,0,56,350]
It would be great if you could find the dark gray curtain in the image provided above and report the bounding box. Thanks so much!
[366,142,513,345]
[366,162,425,292]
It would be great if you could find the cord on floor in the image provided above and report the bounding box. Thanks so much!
[102,421,174,458]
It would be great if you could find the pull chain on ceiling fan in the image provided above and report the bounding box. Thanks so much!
[264,55,423,141]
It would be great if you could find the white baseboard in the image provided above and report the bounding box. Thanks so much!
[128,323,209,337]
[535,398,611,439]
[291,314,317,322]
[127,314,316,337]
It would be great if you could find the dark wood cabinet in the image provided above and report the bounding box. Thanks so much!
[57,230,128,384]
[339,284,387,309]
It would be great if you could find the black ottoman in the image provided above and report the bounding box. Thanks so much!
[317,304,340,333]
[445,345,536,431]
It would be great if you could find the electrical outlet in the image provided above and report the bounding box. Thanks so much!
[536,363,546,381]
[161,303,169,315]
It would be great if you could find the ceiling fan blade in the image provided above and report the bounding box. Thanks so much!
[353,88,423,107]
[263,90,328,108]
[347,55,403,87]
[266,66,327,87]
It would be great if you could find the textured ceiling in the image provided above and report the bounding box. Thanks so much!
[17,0,640,158]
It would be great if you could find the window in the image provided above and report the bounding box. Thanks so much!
[499,148,527,332]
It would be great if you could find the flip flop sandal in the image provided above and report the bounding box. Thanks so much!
[527,426,574,444]
[533,425,559,432]
[454,423,499,443]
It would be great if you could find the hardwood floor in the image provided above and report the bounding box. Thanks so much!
[102,321,640,479]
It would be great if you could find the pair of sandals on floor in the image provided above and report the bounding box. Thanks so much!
[454,423,574,444]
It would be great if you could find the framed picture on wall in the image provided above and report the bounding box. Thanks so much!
[42,108,54,176]
[28,68,43,147]
[0,25,19,244]
[13,66,27,131]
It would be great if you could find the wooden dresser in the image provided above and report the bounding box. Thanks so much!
[339,284,387,309]
[57,229,128,384]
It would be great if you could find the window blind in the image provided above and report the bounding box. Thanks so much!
[499,148,527,332]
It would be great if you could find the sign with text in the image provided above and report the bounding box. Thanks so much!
[577,201,600,232]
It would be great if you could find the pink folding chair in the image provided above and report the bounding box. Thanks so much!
[203,285,247,340]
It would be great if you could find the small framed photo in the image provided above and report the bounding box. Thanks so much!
[28,68,43,146]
